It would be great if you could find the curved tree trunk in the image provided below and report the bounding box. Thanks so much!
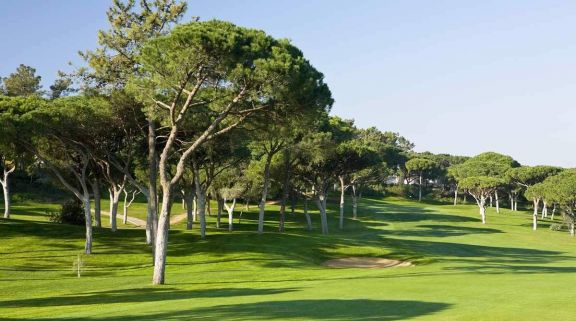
[495,190,500,214]
[257,153,273,234]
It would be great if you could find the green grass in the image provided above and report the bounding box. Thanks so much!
[1,196,576,320]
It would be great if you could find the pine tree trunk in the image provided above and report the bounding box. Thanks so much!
[226,198,236,232]
[110,188,122,232]
[216,196,223,229]
[193,197,198,222]
[551,203,556,220]
[258,153,273,234]
[2,177,10,219]
[185,190,194,230]
[90,179,101,227]
[339,176,345,229]
[123,191,128,224]
[541,201,547,219]
[532,199,539,231]
[82,196,93,254]
[152,189,172,285]
[352,185,358,219]
[147,119,158,248]
[495,190,500,213]
[279,151,290,232]
[478,196,487,224]
[453,186,458,206]
[198,191,206,239]
[304,197,312,231]
[418,173,422,202]
[316,190,329,235]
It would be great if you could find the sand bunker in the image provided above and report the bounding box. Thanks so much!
[323,257,413,268]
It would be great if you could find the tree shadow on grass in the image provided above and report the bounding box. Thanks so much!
[3,299,451,321]
[384,224,503,238]
[0,287,300,308]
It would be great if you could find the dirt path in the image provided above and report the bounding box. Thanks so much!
[96,209,189,229]
[99,211,147,228]
[323,257,413,268]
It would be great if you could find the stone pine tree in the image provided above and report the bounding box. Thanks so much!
[128,20,331,285]
[81,0,187,249]
[405,157,437,202]
[2,64,42,97]
[459,176,503,224]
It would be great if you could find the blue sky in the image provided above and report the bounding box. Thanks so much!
[1,0,575,167]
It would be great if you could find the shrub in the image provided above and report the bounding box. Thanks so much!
[49,200,86,225]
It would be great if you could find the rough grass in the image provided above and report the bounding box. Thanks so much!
[1,196,576,320]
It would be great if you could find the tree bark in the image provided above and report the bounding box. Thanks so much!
[495,190,500,214]
[532,198,540,231]
[453,186,458,206]
[224,198,236,232]
[258,153,273,234]
[279,150,291,232]
[338,176,346,229]
[216,195,223,229]
[82,196,93,254]
[418,172,422,202]
[479,198,486,224]
[90,179,101,228]
[146,119,158,248]
[304,197,312,231]
[352,185,358,219]
[551,203,556,220]
[152,188,172,285]
[185,190,194,230]
[316,188,329,234]
[1,169,11,219]
[541,201,548,219]
[123,190,128,224]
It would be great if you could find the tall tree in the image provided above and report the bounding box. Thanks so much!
[405,157,437,202]
[128,20,331,284]
[2,64,42,97]
[82,0,187,248]
[20,96,112,253]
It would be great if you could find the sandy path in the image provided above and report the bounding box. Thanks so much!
[97,210,188,228]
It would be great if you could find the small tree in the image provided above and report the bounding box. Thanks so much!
[405,157,437,202]
[459,176,503,224]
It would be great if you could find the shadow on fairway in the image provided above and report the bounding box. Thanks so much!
[0,287,300,308]
[2,299,451,321]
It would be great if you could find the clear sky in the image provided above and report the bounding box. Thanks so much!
[1,0,575,167]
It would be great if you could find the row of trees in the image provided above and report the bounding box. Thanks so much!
[2,0,575,285]
[0,0,417,285]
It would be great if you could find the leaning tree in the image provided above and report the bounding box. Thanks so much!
[127,20,332,284]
